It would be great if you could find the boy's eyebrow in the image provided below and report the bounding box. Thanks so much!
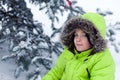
[74,31,85,33]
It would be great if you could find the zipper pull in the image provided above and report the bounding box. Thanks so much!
[84,58,88,63]
[75,54,79,59]
[76,56,78,59]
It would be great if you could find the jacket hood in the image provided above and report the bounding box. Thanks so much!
[81,12,106,38]
[60,12,106,55]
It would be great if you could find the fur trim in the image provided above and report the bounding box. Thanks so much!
[60,16,106,55]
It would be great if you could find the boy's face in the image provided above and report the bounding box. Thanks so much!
[74,29,91,52]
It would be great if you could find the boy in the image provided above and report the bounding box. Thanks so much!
[42,12,115,80]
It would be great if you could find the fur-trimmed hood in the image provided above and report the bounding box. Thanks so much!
[60,12,107,55]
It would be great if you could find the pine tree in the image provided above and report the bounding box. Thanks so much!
[107,22,120,53]
[0,0,85,79]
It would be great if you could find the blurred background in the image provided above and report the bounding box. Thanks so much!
[0,0,120,80]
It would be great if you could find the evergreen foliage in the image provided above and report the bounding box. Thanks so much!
[0,0,119,80]
[0,0,85,79]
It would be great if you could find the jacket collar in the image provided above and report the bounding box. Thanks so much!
[74,48,93,59]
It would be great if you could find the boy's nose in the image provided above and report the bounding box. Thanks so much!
[76,37,82,41]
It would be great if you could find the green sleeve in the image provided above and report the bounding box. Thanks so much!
[90,49,115,80]
[42,48,74,80]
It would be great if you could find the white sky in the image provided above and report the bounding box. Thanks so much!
[76,0,120,24]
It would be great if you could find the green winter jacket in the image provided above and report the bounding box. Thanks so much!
[42,48,115,80]
[42,12,115,80]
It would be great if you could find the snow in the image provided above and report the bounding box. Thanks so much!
[0,41,26,80]
[108,29,120,80]
[109,45,120,80]
[0,0,120,80]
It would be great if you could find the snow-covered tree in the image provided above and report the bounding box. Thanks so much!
[107,22,120,53]
[0,0,85,80]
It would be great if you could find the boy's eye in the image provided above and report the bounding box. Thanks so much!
[82,34,87,37]
[74,34,87,38]
[74,34,78,37]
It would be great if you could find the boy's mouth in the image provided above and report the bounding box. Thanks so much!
[76,44,83,46]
